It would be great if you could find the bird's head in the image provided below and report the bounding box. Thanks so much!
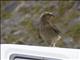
[41,12,55,24]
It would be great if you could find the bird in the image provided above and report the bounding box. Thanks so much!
[39,12,61,47]
[39,12,74,47]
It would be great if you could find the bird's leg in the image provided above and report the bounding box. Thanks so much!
[50,35,61,47]
[50,39,55,47]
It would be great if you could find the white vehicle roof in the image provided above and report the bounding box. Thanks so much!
[1,44,80,60]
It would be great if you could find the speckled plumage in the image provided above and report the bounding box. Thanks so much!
[39,13,61,46]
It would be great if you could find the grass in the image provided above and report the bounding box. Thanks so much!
[67,23,80,37]
[4,34,18,43]
[1,11,12,20]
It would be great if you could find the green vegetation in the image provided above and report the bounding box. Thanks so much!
[20,19,33,30]
[1,1,80,48]
[18,7,30,14]
[1,1,11,7]
[68,23,80,37]
[44,6,55,12]
[58,1,75,16]
[4,34,18,43]
[32,5,41,14]
[20,19,37,38]
[1,11,12,19]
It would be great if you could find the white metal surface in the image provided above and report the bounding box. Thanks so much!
[1,44,80,60]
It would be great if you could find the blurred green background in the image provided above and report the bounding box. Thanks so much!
[1,1,80,48]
